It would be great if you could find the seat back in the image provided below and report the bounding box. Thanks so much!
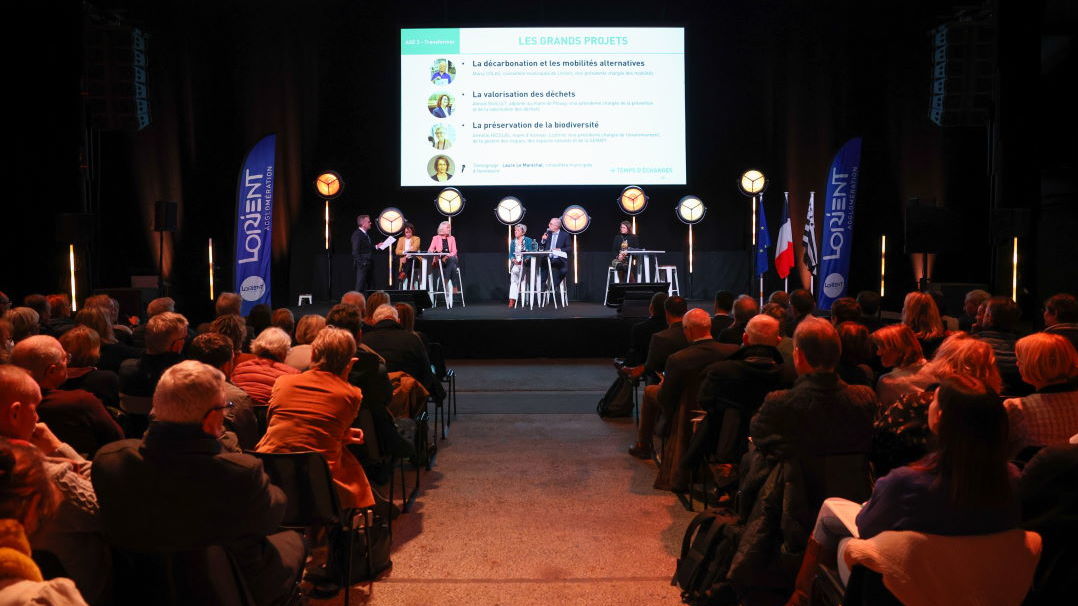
[110,545,256,606]
[248,451,341,527]
[799,452,873,511]
[251,404,270,436]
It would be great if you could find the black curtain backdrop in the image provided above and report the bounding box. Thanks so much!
[7,0,1072,321]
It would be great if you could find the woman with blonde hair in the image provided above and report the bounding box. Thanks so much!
[59,325,120,409]
[284,314,326,371]
[427,220,459,293]
[1004,333,1078,451]
[902,291,949,357]
[364,291,391,326]
[873,332,1003,474]
[73,306,141,372]
[873,324,932,406]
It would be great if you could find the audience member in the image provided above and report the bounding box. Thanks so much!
[902,291,949,358]
[975,296,1031,396]
[187,332,260,451]
[1042,293,1078,351]
[74,306,141,373]
[624,291,667,366]
[1004,333,1078,453]
[45,294,75,336]
[215,292,243,317]
[872,333,1003,474]
[118,311,188,398]
[835,321,874,386]
[247,303,273,337]
[855,290,885,332]
[58,325,120,410]
[93,361,305,606]
[284,314,326,371]
[23,295,52,337]
[340,290,366,311]
[129,296,176,349]
[0,318,12,364]
[872,324,930,406]
[1018,444,1078,602]
[635,310,738,488]
[624,296,689,384]
[785,288,816,336]
[718,295,759,345]
[710,290,735,338]
[789,376,1018,603]
[928,288,960,332]
[0,437,89,606]
[365,291,391,326]
[231,327,300,405]
[271,308,295,343]
[0,366,108,603]
[960,288,991,332]
[361,305,443,402]
[209,313,255,364]
[768,290,790,308]
[394,302,430,350]
[84,295,132,343]
[762,301,795,367]
[0,291,10,315]
[257,329,376,509]
[12,336,123,457]
[693,315,790,481]
[829,297,862,326]
[5,307,40,343]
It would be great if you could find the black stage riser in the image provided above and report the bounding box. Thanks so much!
[415,316,631,359]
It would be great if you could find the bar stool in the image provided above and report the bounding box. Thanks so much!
[429,266,465,308]
[603,266,620,306]
[657,265,680,296]
[542,281,568,307]
[297,294,313,306]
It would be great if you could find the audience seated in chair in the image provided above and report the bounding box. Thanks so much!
[73,306,141,374]
[0,436,90,605]
[788,376,1022,605]
[207,313,255,366]
[835,321,875,387]
[118,311,188,399]
[974,296,1032,396]
[188,332,261,451]
[690,314,792,485]
[0,366,109,604]
[284,313,326,371]
[1042,292,1078,352]
[129,297,191,350]
[855,290,886,333]
[256,329,377,510]
[623,296,689,388]
[58,325,120,411]
[650,308,739,491]
[83,295,133,344]
[1019,443,1078,603]
[624,291,667,367]
[362,304,444,404]
[93,360,305,606]
[784,288,816,337]
[271,308,295,345]
[709,290,735,339]
[1004,332,1078,455]
[230,327,299,406]
[872,324,931,407]
[11,336,123,458]
[44,294,75,337]
[4,307,41,345]
[717,295,758,345]
[364,291,391,328]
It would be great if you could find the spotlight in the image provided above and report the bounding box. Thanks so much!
[618,186,648,234]
[675,195,706,224]
[376,207,406,236]
[436,187,465,217]
[561,205,590,285]
[494,196,525,225]
[738,169,767,196]
[314,171,343,199]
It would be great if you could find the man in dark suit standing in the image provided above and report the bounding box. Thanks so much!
[92,361,305,606]
[538,217,572,294]
[710,290,735,339]
[351,214,374,292]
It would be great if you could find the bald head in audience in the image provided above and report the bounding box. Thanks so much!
[744,314,781,347]
[682,308,714,341]
[11,335,69,390]
[0,365,41,441]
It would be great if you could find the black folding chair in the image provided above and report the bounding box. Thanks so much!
[110,544,261,606]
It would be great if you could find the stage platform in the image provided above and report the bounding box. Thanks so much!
[289,302,635,359]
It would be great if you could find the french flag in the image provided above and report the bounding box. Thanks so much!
[775,192,795,279]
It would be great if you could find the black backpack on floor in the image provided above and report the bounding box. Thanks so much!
[596,375,634,418]
[673,508,742,606]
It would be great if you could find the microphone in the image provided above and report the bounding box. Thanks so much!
[541,231,550,243]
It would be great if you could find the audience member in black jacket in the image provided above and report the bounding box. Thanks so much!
[362,305,444,402]
[718,295,759,345]
[118,312,188,398]
[624,292,667,366]
[624,296,689,387]
[975,296,1032,396]
[1020,444,1078,604]
[710,290,736,339]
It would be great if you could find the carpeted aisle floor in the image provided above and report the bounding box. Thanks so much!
[334,359,694,605]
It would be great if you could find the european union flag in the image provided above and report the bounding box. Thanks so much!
[755,195,771,276]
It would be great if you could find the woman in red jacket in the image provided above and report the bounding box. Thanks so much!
[230,327,298,405]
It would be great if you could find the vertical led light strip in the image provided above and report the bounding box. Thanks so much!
[688,224,694,273]
[751,196,757,247]
[208,238,215,300]
[507,225,512,272]
[573,235,579,284]
[1011,237,1018,301]
[68,245,77,312]
[631,216,637,235]
[880,235,886,297]
[324,201,330,250]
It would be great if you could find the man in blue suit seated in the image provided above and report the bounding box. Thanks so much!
[538,217,572,296]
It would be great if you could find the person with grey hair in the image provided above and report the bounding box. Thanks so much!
[230,327,299,405]
[129,296,177,349]
[93,360,305,606]
[11,335,123,457]
[538,216,571,294]
[718,294,760,344]
[0,365,110,604]
[4,307,40,343]
[508,223,538,308]
[363,304,443,402]
[340,290,366,310]
[427,220,460,293]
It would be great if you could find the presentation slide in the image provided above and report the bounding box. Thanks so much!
[400,27,686,187]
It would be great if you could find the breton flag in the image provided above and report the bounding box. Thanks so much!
[803,190,819,276]
[755,195,771,276]
[775,192,794,279]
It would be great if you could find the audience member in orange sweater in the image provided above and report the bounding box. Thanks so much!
[256,328,375,509]
[230,328,298,405]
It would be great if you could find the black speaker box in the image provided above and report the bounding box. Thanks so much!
[367,289,433,315]
[154,201,178,232]
[605,282,670,314]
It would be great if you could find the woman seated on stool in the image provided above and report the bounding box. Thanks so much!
[428,221,459,293]
[395,222,421,284]
[785,375,1019,605]
[508,223,537,308]
[611,220,639,282]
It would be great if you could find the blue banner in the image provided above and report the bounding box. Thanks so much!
[233,134,276,315]
[817,137,862,311]
[755,195,771,276]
